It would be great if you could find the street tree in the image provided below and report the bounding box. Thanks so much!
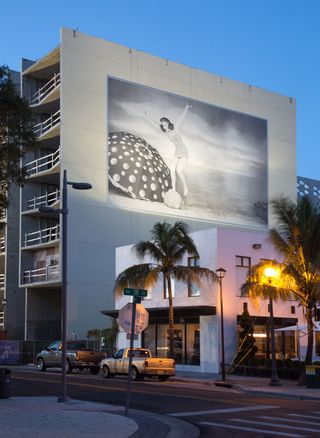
[114,221,218,359]
[0,65,36,217]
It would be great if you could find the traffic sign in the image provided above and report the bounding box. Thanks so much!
[118,303,149,334]
[124,288,148,298]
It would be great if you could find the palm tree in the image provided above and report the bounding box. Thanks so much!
[115,221,218,358]
[242,196,320,382]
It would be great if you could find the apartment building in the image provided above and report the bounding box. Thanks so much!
[18,28,296,343]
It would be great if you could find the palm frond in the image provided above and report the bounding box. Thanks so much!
[172,265,218,285]
[133,241,164,262]
[114,263,161,296]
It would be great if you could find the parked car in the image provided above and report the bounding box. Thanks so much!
[36,340,106,374]
[100,347,175,381]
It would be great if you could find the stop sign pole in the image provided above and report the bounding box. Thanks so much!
[124,288,147,415]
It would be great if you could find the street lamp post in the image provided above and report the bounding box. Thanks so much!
[264,267,281,387]
[216,267,226,381]
[39,169,92,402]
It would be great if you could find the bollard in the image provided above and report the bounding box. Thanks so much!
[0,368,11,398]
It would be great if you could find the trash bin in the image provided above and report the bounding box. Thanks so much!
[0,368,11,398]
[305,365,320,388]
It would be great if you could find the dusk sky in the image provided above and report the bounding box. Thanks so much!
[1,0,319,179]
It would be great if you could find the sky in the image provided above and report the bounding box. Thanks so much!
[1,0,319,179]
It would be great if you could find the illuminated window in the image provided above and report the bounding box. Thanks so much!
[188,256,200,297]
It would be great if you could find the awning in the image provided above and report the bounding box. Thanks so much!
[275,322,320,333]
[101,305,216,319]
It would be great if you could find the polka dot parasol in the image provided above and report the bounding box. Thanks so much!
[108,132,172,202]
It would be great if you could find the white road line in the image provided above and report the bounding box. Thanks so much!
[288,413,320,420]
[198,421,305,437]
[259,415,320,426]
[169,404,278,417]
[231,418,320,433]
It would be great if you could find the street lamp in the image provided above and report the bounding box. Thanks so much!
[39,169,92,402]
[264,266,281,387]
[216,267,226,381]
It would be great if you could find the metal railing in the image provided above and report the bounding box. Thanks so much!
[0,312,3,329]
[0,274,4,288]
[30,72,61,106]
[24,224,60,247]
[27,189,60,210]
[23,264,60,284]
[0,210,6,222]
[0,238,5,254]
[33,110,60,137]
[25,147,60,176]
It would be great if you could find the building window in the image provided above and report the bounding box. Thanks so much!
[243,302,248,312]
[235,256,251,296]
[291,306,295,314]
[188,256,200,297]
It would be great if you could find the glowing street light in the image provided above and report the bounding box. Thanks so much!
[216,267,226,381]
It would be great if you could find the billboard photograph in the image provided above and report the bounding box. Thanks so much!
[107,77,268,226]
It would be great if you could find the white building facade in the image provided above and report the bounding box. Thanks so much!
[19,28,296,345]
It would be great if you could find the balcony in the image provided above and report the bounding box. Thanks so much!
[33,110,60,140]
[22,264,60,285]
[30,73,61,107]
[25,148,60,178]
[0,237,5,254]
[25,189,60,211]
[0,210,6,223]
[23,225,60,249]
[0,312,3,330]
[0,274,4,288]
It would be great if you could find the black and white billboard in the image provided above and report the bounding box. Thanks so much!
[107,77,268,226]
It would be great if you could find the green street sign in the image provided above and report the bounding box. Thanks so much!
[124,288,148,298]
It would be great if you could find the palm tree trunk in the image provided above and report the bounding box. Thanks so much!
[166,274,175,359]
[298,307,314,385]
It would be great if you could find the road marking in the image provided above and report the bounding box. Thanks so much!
[169,404,278,417]
[198,421,305,437]
[288,413,320,420]
[259,415,320,426]
[231,418,320,433]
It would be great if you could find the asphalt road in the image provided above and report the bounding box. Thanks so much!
[10,368,320,437]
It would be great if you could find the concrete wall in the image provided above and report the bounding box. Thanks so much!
[59,28,296,339]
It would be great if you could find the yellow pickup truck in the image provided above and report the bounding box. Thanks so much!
[100,348,175,381]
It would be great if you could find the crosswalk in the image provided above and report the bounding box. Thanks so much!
[198,410,320,437]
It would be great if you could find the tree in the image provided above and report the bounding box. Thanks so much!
[0,65,36,217]
[242,196,320,382]
[114,221,218,358]
[234,308,258,368]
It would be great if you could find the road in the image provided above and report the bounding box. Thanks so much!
[10,368,320,437]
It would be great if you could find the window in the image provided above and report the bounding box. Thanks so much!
[114,349,124,359]
[188,256,200,297]
[291,306,295,314]
[235,256,251,296]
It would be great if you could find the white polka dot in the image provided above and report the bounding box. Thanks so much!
[123,163,129,170]
[139,190,145,197]
[119,155,123,159]
[110,158,118,165]
[143,184,147,189]
[153,194,158,200]
[165,181,169,187]
[111,147,117,152]
[112,135,118,139]
[124,151,130,156]
[130,157,134,161]
[151,183,157,191]
[121,171,126,176]
[120,141,125,145]
[113,174,120,182]
[149,168,154,173]
[128,186,133,192]
[142,175,147,182]
[135,162,141,168]
[129,175,136,183]
[151,176,155,181]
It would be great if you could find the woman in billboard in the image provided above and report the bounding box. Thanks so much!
[145,103,191,209]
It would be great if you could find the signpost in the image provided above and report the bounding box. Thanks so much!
[122,288,148,415]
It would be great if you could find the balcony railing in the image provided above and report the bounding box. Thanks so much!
[0,238,5,254]
[27,189,60,210]
[23,264,60,284]
[33,110,60,137]
[24,225,60,247]
[25,147,60,176]
[0,312,3,329]
[0,274,4,288]
[30,72,61,106]
[0,210,6,222]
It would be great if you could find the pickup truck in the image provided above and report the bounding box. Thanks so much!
[36,340,106,374]
[100,348,175,381]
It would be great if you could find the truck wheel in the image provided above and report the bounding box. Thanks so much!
[66,360,73,374]
[90,367,100,375]
[130,366,140,381]
[37,358,46,372]
[158,376,169,382]
[102,365,111,379]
